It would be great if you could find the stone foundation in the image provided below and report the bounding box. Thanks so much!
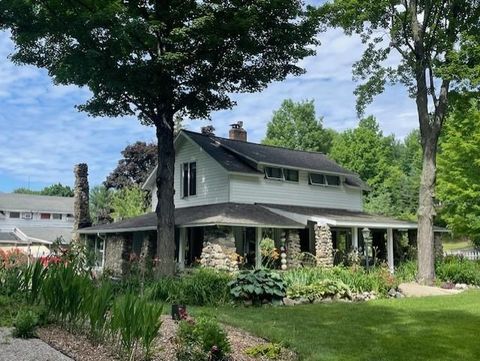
[315,224,333,268]
[286,230,301,269]
[200,227,238,272]
[104,234,131,276]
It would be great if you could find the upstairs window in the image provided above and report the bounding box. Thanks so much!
[52,213,62,220]
[284,169,299,182]
[9,211,20,219]
[182,161,197,197]
[309,173,341,187]
[265,167,284,180]
[40,213,51,220]
[309,173,326,185]
[325,175,341,186]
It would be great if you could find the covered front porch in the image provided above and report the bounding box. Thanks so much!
[79,202,446,275]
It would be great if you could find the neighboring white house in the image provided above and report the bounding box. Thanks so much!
[80,123,444,274]
[0,193,74,256]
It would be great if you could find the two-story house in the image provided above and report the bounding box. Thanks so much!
[0,193,74,256]
[80,123,444,274]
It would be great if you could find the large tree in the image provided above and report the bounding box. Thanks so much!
[1,1,320,275]
[437,100,480,248]
[321,0,480,284]
[105,141,157,190]
[262,99,335,153]
[14,183,74,197]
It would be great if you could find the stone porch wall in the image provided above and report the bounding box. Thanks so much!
[200,227,239,272]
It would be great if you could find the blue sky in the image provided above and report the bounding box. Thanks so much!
[0,11,418,193]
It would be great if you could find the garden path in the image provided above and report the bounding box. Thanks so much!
[0,328,72,361]
[398,282,463,297]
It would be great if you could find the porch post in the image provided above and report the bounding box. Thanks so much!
[255,227,262,269]
[387,228,394,273]
[352,227,358,250]
[178,228,186,271]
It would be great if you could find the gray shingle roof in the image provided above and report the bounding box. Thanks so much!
[79,203,304,234]
[0,232,19,241]
[0,193,74,213]
[183,130,368,189]
[21,227,73,243]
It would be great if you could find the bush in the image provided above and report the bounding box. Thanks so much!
[147,268,232,306]
[13,310,38,339]
[245,343,283,360]
[85,281,113,341]
[286,279,351,302]
[110,293,163,359]
[176,316,231,361]
[396,260,417,283]
[436,257,480,285]
[229,269,286,304]
[41,263,92,327]
[283,265,398,297]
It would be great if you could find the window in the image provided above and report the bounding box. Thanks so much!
[309,173,341,187]
[52,213,62,220]
[9,212,20,219]
[265,167,283,180]
[309,173,326,185]
[325,175,341,186]
[182,161,197,197]
[22,212,33,220]
[284,169,299,182]
[40,213,51,220]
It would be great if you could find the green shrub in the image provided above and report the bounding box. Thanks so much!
[436,257,480,285]
[0,266,23,298]
[41,263,92,327]
[286,279,351,302]
[176,316,231,361]
[13,310,38,339]
[110,293,163,359]
[245,343,283,359]
[21,261,47,304]
[229,269,286,304]
[147,269,232,306]
[396,260,417,283]
[85,281,113,341]
[283,265,398,297]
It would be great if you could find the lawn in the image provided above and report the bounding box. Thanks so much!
[443,240,473,251]
[200,291,480,361]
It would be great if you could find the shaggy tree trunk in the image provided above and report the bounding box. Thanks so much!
[154,111,176,276]
[417,134,438,284]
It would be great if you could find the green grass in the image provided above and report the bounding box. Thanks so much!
[443,240,473,251]
[199,291,480,361]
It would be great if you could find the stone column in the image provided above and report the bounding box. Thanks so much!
[72,163,91,242]
[315,224,333,268]
[200,227,239,272]
[255,227,262,269]
[286,230,301,269]
[434,233,444,262]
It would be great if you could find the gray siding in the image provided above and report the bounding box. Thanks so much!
[228,170,363,210]
[151,137,229,210]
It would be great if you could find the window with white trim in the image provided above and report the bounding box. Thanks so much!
[182,162,197,197]
[264,167,283,180]
[283,169,299,182]
[309,173,341,186]
[9,212,20,219]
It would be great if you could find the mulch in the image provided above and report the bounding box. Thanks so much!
[37,316,297,361]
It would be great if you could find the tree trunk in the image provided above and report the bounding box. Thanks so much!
[154,111,176,276]
[416,133,438,285]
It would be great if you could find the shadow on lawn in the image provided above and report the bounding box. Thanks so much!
[213,293,480,361]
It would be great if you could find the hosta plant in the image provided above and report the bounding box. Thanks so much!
[229,269,286,304]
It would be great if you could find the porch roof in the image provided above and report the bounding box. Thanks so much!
[259,203,431,230]
[79,202,304,234]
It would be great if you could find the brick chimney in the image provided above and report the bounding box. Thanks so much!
[229,121,247,141]
[73,163,91,232]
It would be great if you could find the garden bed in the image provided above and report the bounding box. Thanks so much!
[37,316,296,361]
